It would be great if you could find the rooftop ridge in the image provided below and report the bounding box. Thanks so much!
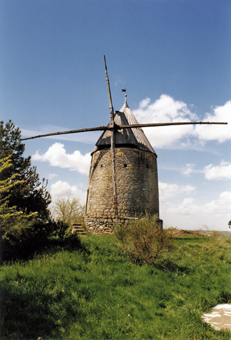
[93,97,156,155]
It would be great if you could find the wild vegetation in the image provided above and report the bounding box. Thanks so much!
[1,120,231,339]
[0,120,56,262]
[1,229,231,339]
[50,197,85,225]
[115,215,174,266]
[0,120,85,263]
[0,120,51,221]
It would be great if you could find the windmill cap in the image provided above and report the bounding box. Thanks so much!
[92,97,157,156]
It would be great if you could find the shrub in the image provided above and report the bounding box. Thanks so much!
[115,215,174,265]
[50,197,85,225]
[2,217,75,261]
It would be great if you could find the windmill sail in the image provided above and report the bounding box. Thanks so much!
[21,121,227,141]
[103,55,118,222]
[20,56,228,234]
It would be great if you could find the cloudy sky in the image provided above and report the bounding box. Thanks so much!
[1,0,231,230]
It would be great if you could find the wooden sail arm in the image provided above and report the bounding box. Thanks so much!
[21,121,227,141]
[104,55,118,223]
[118,121,228,129]
[21,125,109,141]
[104,55,114,120]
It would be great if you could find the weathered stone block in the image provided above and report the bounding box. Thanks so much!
[85,147,159,234]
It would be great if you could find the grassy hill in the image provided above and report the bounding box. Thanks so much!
[1,233,231,339]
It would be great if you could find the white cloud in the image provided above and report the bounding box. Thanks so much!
[134,94,197,123]
[159,180,231,230]
[32,143,91,174]
[195,101,231,143]
[133,94,198,148]
[50,180,86,205]
[159,182,196,201]
[167,192,231,216]
[132,95,230,148]
[204,161,231,180]
[161,191,231,230]
[182,163,196,176]
[203,191,231,215]
[139,98,151,109]
[180,160,231,180]
[48,173,58,180]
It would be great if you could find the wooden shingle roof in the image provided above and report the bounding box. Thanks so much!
[93,96,156,155]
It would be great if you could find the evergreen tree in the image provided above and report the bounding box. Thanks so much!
[0,155,25,220]
[0,155,37,263]
[0,120,51,220]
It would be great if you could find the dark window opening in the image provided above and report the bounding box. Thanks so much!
[124,164,127,168]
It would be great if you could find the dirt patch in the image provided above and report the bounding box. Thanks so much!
[169,229,205,237]
[169,229,231,237]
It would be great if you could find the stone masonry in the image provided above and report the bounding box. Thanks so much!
[84,147,159,234]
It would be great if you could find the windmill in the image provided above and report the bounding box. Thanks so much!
[22,56,227,234]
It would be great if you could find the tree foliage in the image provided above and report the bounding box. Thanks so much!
[0,155,37,222]
[229,220,231,228]
[0,155,23,220]
[0,121,83,262]
[0,155,38,263]
[51,197,85,225]
[0,120,51,220]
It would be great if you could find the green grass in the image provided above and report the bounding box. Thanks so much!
[1,234,231,339]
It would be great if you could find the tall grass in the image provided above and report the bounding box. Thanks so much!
[1,233,231,339]
[114,215,173,265]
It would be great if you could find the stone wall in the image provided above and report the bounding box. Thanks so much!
[84,147,159,234]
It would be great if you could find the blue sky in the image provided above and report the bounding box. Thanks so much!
[1,0,231,230]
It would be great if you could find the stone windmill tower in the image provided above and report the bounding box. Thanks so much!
[84,94,159,233]
[22,56,227,233]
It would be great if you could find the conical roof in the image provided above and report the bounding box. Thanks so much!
[93,95,156,155]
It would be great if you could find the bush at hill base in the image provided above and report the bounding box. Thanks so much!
[0,121,81,262]
[115,215,174,265]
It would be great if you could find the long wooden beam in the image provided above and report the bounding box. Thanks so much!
[21,125,109,141]
[119,121,228,129]
[21,121,227,141]
[104,55,118,224]
[104,55,114,121]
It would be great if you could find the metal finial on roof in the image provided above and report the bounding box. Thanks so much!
[124,93,128,108]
